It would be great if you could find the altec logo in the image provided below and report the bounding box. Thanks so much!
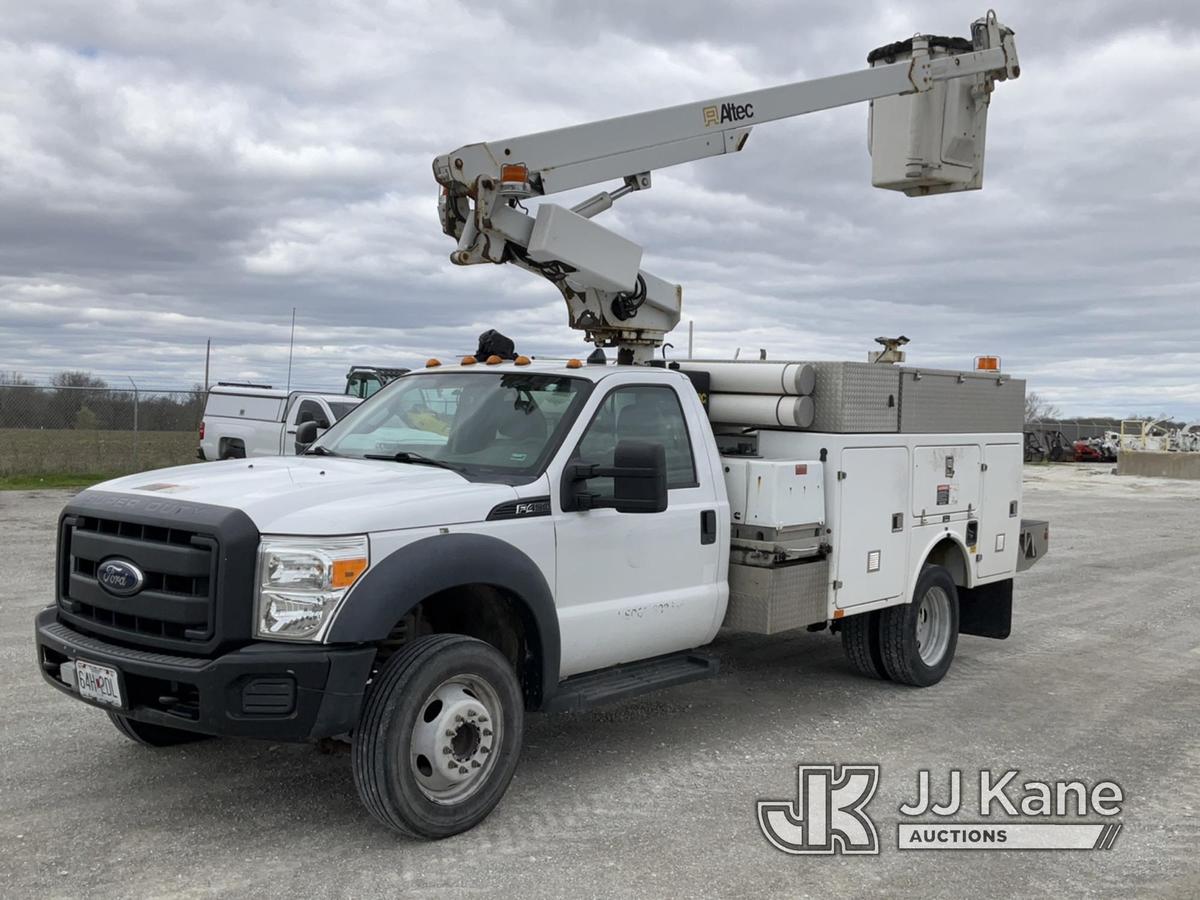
[703,102,755,127]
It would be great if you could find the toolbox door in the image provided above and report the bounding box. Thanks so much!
[977,442,1023,578]
[834,446,909,609]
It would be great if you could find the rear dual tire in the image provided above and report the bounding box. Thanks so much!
[841,565,959,687]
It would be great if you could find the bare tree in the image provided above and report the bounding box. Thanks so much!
[1025,391,1061,424]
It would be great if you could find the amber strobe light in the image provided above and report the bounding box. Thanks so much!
[975,355,1000,371]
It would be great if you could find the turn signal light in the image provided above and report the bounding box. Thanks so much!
[514,355,531,366]
[461,355,478,366]
[500,163,529,183]
[975,355,1000,371]
[566,358,583,369]
[486,355,503,365]
[331,558,368,590]
[425,358,441,368]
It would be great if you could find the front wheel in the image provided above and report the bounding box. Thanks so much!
[352,634,524,839]
[878,566,959,687]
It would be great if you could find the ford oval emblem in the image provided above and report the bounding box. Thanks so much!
[97,559,146,597]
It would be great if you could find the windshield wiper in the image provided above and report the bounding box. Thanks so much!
[304,445,338,457]
[363,451,461,472]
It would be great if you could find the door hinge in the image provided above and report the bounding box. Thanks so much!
[836,470,847,481]
[832,579,843,590]
[980,462,989,471]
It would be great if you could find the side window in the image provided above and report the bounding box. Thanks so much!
[295,399,328,428]
[574,385,697,501]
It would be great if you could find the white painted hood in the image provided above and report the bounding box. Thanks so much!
[92,456,519,535]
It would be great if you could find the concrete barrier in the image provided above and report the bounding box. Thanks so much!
[1118,450,1200,480]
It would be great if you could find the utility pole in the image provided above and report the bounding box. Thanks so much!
[204,339,211,391]
[286,308,296,392]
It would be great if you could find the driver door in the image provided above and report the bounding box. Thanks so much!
[552,381,722,678]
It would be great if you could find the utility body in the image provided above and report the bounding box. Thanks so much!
[34,12,1036,839]
[198,384,361,460]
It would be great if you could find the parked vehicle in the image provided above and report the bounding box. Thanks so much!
[34,11,1031,840]
[345,366,410,400]
[1023,431,1046,463]
[198,384,361,460]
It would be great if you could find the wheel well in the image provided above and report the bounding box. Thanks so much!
[924,538,969,587]
[380,584,544,709]
[218,437,246,459]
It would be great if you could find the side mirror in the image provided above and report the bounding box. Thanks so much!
[295,419,319,453]
[565,440,668,514]
[315,417,331,429]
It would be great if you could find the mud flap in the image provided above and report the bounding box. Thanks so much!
[958,578,1013,639]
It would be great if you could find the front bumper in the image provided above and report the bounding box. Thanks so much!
[35,607,376,741]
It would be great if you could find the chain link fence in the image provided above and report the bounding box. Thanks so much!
[1026,420,1113,443]
[0,384,204,478]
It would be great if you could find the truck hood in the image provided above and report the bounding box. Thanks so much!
[91,456,520,535]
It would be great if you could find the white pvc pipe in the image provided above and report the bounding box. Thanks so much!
[678,361,815,396]
[708,393,815,429]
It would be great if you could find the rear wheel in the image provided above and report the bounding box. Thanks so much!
[352,634,523,839]
[840,610,889,680]
[878,566,959,686]
[107,712,209,747]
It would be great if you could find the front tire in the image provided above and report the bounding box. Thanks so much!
[352,634,523,839]
[878,566,959,687]
[107,712,209,747]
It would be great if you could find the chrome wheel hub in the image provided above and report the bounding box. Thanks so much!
[409,675,502,804]
[915,585,952,666]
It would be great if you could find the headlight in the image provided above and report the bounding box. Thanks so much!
[255,535,369,641]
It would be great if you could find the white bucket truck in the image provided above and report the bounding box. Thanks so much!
[35,13,1040,839]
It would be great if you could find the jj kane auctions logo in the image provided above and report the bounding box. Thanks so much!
[759,765,1124,854]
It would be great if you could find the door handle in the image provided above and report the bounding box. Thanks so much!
[700,509,717,545]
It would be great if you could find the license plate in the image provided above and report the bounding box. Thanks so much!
[75,659,124,708]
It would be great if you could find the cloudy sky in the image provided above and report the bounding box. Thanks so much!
[2,1,1198,417]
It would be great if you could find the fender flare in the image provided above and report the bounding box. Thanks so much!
[325,533,560,707]
[909,530,973,601]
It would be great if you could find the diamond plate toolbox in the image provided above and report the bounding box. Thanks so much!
[806,362,900,432]
[724,558,829,634]
[898,368,1025,433]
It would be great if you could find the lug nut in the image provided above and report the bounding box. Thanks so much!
[445,730,456,737]
[471,760,481,769]
[448,760,458,769]
[482,729,492,736]
[458,766,468,774]
[455,715,464,723]
[480,745,490,754]
[477,716,489,724]
[442,747,452,755]
[467,710,476,717]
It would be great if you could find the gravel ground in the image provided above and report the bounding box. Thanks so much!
[2,465,1198,898]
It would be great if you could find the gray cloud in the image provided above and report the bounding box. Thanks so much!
[1,1,1198,419]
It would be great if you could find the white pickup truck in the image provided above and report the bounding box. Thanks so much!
[35,356,1046,839]
[197,384,361,460]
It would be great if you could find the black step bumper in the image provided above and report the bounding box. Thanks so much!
[35,607,376,741]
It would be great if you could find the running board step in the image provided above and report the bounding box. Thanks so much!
[543,652,719,714]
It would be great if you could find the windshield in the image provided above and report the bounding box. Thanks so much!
[318,372,592,481]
